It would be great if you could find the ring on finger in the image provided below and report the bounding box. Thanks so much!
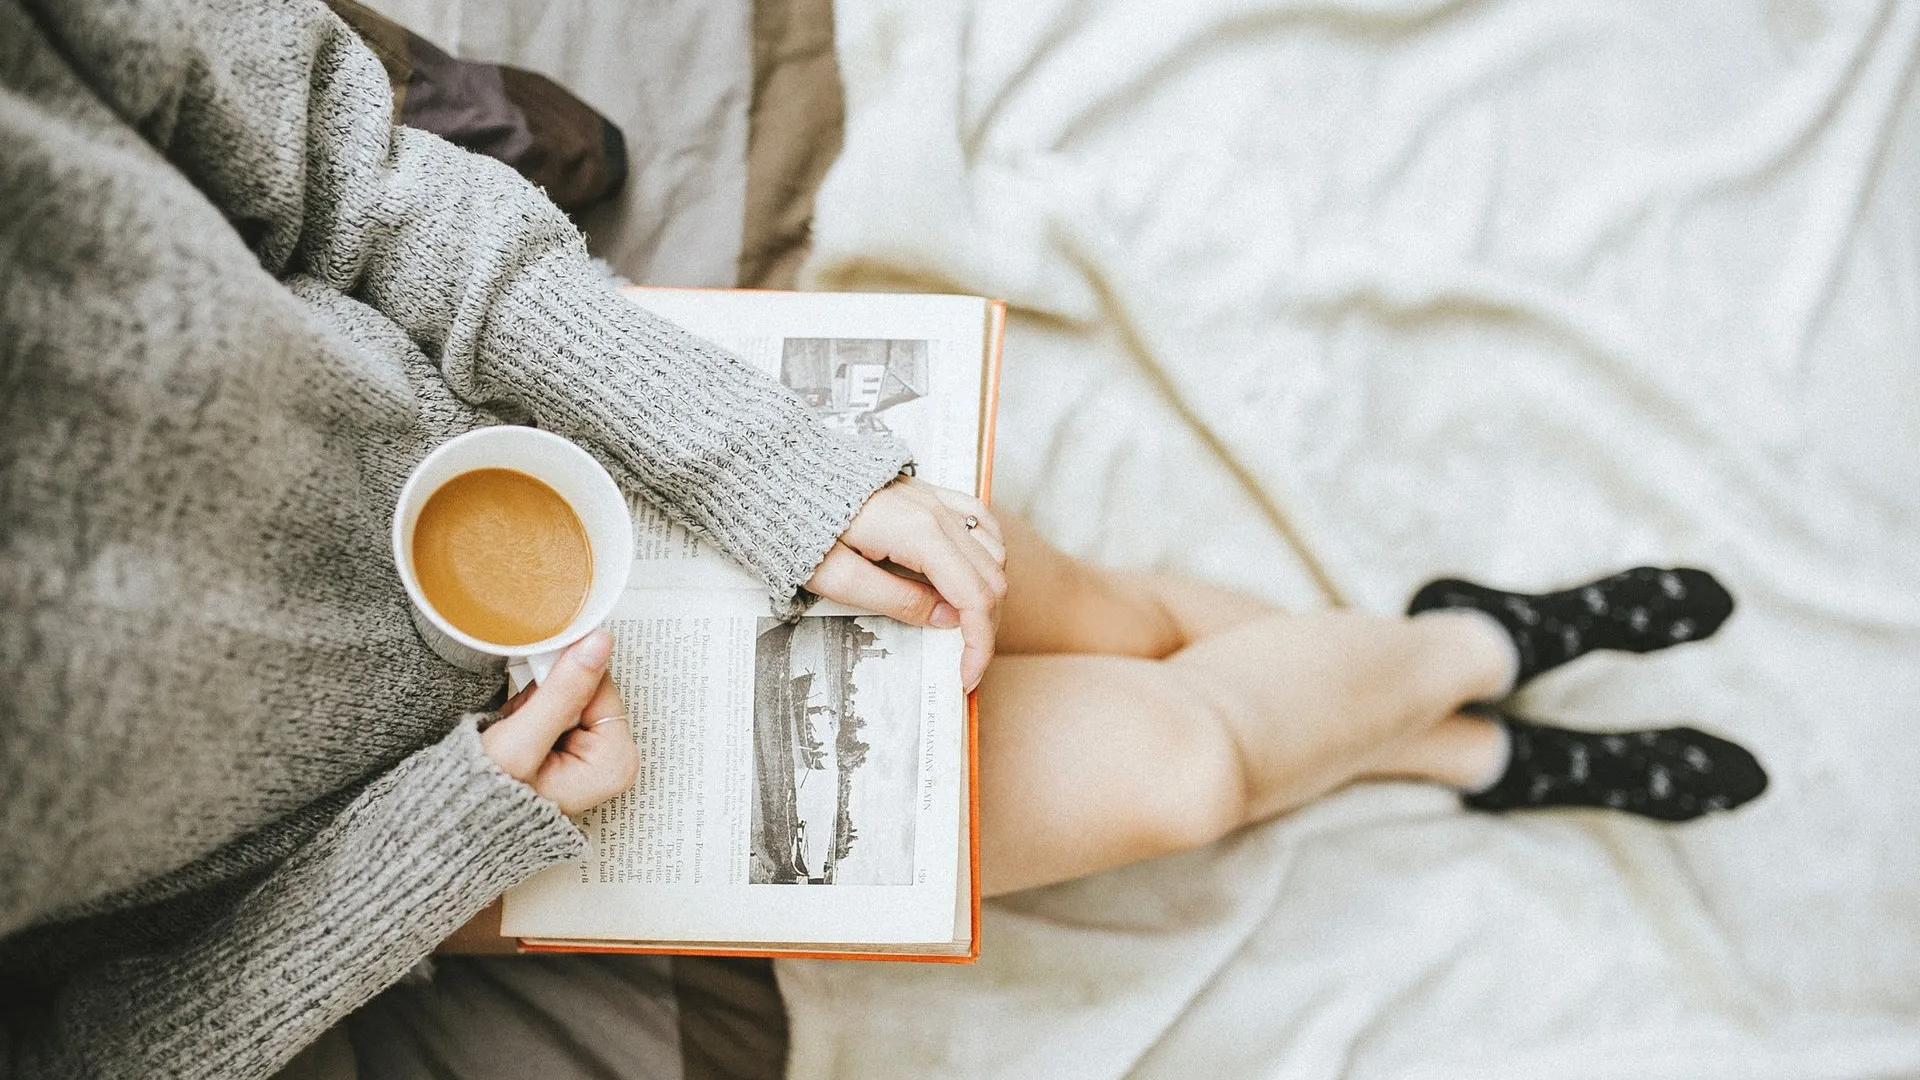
[962,514,980,531]
[584,713,628,730]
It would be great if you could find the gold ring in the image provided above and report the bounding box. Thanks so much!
[584,714,627,730]
[963,514,980,531]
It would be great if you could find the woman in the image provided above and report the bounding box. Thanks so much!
[1,1,1762,1077]
[0,0,1001,1076]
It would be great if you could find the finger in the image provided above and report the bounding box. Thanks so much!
[545,675,637,814]
[927,486,1004,547]
[806,542,952,627]
[938,507,1009,596]
[497,682,536,719]
[541,712,640,816]
[913,483,1007,575]
[956,602,996,692]
[917,501,1007,611]
[578,672,626,729]
[925,486,1003,555]
[888,528,1000,691]
[555,677,630,763]
[967,525,1007,570]
[933,553,1001,692]
[481,630,613,781]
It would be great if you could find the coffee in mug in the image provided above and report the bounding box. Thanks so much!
[392,426,634,687]
[411,468,593,647]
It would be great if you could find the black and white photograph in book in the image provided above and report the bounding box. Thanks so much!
[748,616,923,885]
[780,337,929,438]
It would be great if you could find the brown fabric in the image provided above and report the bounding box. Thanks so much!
[490,65,628,215]
[320,0,410,117]
[739,0,846,288]
[324,0,628,215]
[673,957,789,1080]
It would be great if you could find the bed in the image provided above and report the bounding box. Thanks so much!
[354,1,1920,1078]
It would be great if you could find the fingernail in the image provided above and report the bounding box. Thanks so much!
[930,602,961,629]
[573,630,613,670]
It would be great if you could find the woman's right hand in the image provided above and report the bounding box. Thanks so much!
[481,630,637,816]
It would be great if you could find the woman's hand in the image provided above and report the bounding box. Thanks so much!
[480,630,637,816]
[804,477,1008,691]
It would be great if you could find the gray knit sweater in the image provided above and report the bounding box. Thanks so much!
[0,0,908,1076]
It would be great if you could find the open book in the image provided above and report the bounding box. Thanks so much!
[500,288,1003,961]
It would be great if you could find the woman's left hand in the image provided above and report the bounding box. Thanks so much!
[481,630,638,816]
[805,477,1007,691]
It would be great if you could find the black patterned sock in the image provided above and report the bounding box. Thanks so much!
[1463,711,1767,822]
[1406,567,1734,687]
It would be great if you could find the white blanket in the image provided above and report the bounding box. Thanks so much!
[779,1,1920,1076]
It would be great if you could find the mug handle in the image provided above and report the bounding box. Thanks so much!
[506,648,564,695]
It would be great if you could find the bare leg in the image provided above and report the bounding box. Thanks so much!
[978,519,1515,895]
[1360,713,1509,790]
[995,514,1285,658]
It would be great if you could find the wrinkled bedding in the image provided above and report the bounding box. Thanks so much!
[778,1,1920,1077]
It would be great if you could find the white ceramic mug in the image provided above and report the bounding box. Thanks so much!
[392,426,633,690]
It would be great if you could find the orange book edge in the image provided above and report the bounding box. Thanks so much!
[510,289,1006,964]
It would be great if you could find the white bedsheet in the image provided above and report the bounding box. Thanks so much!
[779,2,1920,1076]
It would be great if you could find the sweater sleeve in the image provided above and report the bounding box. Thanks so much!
[68,0,910,602]
[7,721,585,1080]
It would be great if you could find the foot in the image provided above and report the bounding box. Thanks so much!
[1462,711,1768,822]
[1407,567,1734,687]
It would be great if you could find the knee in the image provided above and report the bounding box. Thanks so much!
[1112,691,1251,858]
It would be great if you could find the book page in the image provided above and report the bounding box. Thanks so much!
[502,291,987,946]
[506,591,966,944]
